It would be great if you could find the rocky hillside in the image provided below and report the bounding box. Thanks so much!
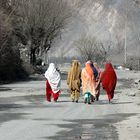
[52,0,140,64]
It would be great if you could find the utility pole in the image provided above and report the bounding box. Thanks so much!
[124,0,128,67]
[124,21,127,66]
[138,33,140,71]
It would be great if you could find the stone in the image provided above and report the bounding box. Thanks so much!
[129,92,136,96]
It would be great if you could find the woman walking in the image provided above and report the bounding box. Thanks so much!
[90,61,98,102]
[81,61,96,104]
[93,62,101,101]
[45,63,61,102]
[67,60,81,103]
[96,62,117,103]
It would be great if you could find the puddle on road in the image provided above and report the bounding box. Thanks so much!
[0,95,45,103]
[44,113,136,140]
[0,95,66,111]
[0,103,23,111]
[0,112,30,125]
[0,87,12,91]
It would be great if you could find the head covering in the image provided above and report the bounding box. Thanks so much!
[71,60,81,80]
[89,62,98,80]
[67,60,81,90]
[45,63,61,93]
[101,63,117,100]
[81,61,96,96]
[85,61,94,78]
[93,62,101,74]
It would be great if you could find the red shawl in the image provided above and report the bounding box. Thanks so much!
[101,63,117,100]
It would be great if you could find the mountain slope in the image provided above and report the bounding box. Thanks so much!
[52,0,140,64]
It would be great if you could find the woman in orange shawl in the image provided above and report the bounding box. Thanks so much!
[81,61,96,104]
[67,60,81,103]
[97,62,117,103]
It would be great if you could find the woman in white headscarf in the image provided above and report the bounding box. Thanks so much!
[45,63,61,102]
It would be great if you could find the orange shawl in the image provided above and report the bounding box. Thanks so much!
[81,62,96,96]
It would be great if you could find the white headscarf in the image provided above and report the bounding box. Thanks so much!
[45,63,61,93]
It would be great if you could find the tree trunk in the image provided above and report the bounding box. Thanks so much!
[30,48,36,65]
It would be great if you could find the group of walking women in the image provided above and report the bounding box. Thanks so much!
[44,60,117,104]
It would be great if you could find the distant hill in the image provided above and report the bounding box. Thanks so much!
[51,0,140,64]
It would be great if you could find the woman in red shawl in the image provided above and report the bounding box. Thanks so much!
[97,63,117,103]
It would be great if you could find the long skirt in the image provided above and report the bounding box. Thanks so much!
[90,81,100,102]
[96,81,100,101]
[70,89,80,102]
[46,80,60,102]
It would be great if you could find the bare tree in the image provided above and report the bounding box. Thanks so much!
[12,0,71,65]
[0,8,12,57]
[74,36,107,64]
[0,6,28,81]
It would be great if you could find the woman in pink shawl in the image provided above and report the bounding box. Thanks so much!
[45,63,61,102]
[93,62,101,101]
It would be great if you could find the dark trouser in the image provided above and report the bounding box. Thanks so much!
[70,89,80,102]
[84,92,92,104]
